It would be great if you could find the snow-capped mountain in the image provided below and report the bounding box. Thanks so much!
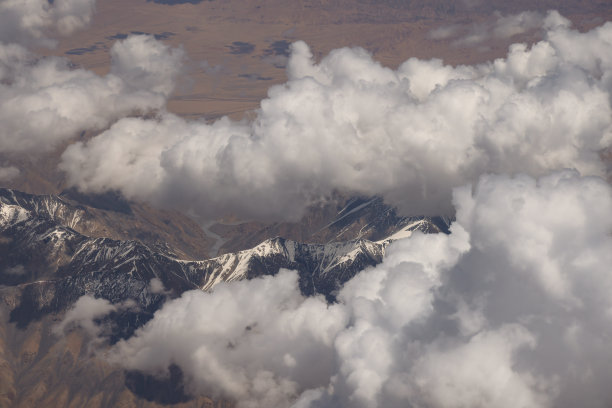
[0,188,442,338]
[210,194,451,255]
[187,236,385,298]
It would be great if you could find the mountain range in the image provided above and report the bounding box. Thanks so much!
[0,187,448,407]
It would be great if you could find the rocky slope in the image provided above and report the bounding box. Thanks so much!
[0,188,443,406]
[209,194,450,255]
[0,188,442,329]
[0,188,214,260]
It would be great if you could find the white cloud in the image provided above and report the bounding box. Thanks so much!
[102,170,612,408]
[0,0,96,47]
[54,295,116,337]
[110,34,185,96]
[148,277,168,294]
[107,270,348,407]
[61,18,612,221]
[406,325,549,408]
[0,35,183,154]
[0,0,185,156]
[429,10,572,47]
[13,7,605,408]
[0,0,186,157]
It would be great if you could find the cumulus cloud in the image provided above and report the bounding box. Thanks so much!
[0,0,96,47]
[37,8,612,408]
[0,35,183,154]
[148,277,169,295]
[109,34,184,96]
[102,171,612,407]
[54,295,116,337]
[60,17,612,221]
[107,271,348,408]
[0,0,186,156]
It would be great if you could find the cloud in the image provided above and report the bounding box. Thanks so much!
[429,10,571,47]
[402,325,548,408]
[61,17,612,221]
[107,270,348,407]
[109,34,184,96]
[0,0,185,156]
[54,295,116,338]
[14,7,606,408]
[148,277,169,295]
[102,171,612,407]
[0,165,19,181]
[0,35,183,154]
[0,0,96,47]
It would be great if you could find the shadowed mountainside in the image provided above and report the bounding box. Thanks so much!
[0,187,445,407]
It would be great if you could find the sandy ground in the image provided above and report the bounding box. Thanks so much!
[39,0,610,120]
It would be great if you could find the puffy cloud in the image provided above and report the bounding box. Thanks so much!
[103,171,612,408]
[107,271,348,408]
[403,325,549,408]
[0,0,184,156]
[0,0,96,47]
[61,18,612,221]
[54,295,116,338]
[148,277,169,295]
[0,35,183,154]
[109,34,184,96]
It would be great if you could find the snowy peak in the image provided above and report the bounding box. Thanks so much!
[1,188,444,334]
[194,236,386,296]
[0,189,85,230]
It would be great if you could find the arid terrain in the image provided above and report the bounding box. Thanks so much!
[43,0,609,119]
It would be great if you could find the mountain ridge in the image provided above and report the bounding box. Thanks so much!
[0,187,444,407]
[0,188,444,327]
